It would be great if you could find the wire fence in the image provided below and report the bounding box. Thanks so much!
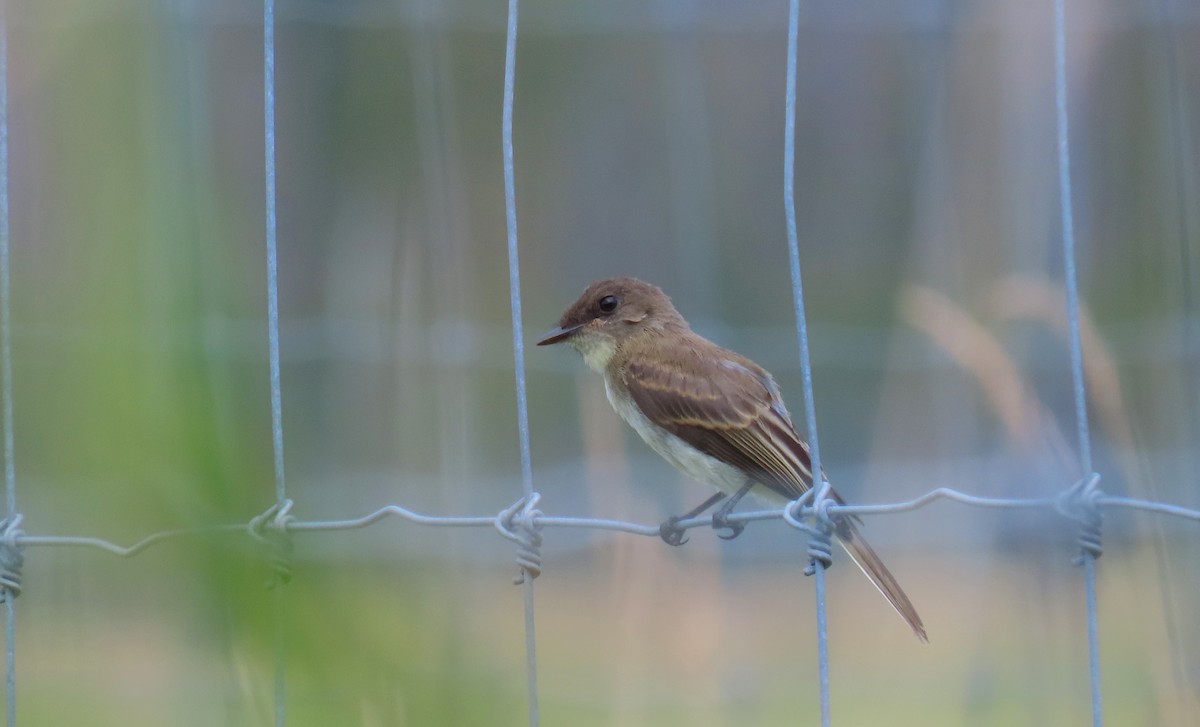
[0,1,1198,726]
[0,4,16,725]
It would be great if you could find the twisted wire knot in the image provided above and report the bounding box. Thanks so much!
[783,488,835,576]
[1055,473,1103,564]
[0,514,22,601]
[495,493,543,584]
[249,499,295,588]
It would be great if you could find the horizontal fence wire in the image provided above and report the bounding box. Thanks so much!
[10,487,1200,556]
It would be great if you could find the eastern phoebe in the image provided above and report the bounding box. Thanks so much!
[538,277,926,642]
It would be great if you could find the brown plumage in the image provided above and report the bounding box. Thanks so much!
[539,277,927,642]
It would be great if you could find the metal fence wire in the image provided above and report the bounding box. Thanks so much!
[0,1,1199,726]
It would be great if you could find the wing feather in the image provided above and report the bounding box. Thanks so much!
[621,341,814,501]
[618,335,924,641]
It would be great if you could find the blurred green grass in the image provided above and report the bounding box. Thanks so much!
[14,543,1199,724]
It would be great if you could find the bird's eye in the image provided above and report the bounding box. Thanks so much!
[598,295,618,314]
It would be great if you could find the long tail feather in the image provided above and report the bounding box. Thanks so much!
[836,524,928,642]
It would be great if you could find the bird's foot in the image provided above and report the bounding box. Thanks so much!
[658,517,689,546]
[711,511,745,540]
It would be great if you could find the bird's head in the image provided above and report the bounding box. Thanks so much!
[536,277,686,372]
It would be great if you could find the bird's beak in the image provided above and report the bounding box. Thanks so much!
[536,323,584,346]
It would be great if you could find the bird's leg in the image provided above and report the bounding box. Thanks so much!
[711,480,755,540]
[659,491,727,546]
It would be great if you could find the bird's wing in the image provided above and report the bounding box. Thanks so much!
[622,339,926,642]
[621,343,816,501]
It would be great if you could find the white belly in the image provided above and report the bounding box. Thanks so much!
[604,375,771,501]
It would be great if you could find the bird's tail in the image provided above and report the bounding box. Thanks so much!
[835,524,928,642]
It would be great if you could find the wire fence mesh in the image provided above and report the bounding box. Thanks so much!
[6,479,1200,724]
[0,0,1198,726]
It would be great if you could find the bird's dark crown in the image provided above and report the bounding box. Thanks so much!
[556,276,682,330]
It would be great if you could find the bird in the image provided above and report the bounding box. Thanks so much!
[537,276,927,642]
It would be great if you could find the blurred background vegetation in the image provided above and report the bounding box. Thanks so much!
[3,0,1198,724]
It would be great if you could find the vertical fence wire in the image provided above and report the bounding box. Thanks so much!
[1053,0,1103,725]
[263,0,286,508]
[0,5,14,725]
[503,2,532,507]
[781,1,830,725]
[0,10,10,525]
[263,1,288,725]
[501,0,540,725]
[1053,0,1091,477]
